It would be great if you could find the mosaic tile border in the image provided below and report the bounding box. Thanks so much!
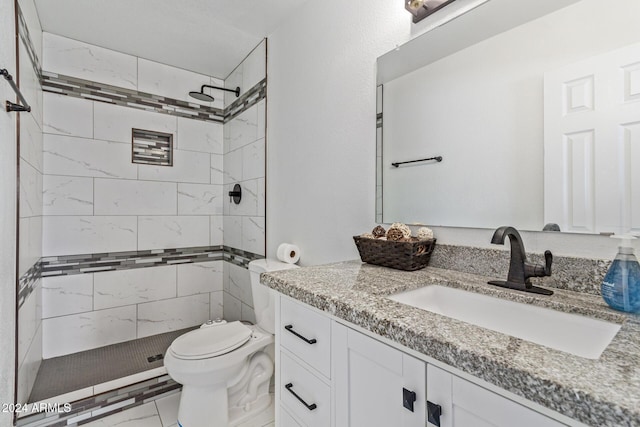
[17,3,42,82]
[41,73,267,125]
[18,246,264,310]
[18,261,42,309]
[16,375,180,427]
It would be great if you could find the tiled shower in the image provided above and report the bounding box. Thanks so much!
[15,1,268,420]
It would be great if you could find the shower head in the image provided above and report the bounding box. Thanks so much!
[189,84,241,102]
[189,90,216,102]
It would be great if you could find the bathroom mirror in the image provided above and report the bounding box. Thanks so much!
[377,0,640,234]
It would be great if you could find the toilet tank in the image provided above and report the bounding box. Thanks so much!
[248,259,299,334]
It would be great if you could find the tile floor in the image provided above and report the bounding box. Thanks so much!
[83,391,275,427]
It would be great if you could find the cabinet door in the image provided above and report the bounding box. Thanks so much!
[427,365,566,427]
[334,323,426,427]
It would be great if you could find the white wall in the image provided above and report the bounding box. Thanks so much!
[266,0,626,264]
[0,0,17,420]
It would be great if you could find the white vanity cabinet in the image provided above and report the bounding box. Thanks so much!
[277,295,570,427]
[333,322,426,427]
[427,365,565,427]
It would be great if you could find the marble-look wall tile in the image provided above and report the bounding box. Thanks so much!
[225,64,243,108]
[93,101,177,144]
[223,291,242,322]
[138,59,212,106]
[138,216,209,250]
[241,303,256,324]
[257,177,265,217]
[211,154,223,184]
[256,99,265,141]
[228,105,258,152]
[177,261,223,296]
[137,294,209,338]
[42,305,137,358]
[19,159,42,218]
[242,216,265,256]
[18,41,43,130]
[210,215,224,246]
[44,134,138,179]
[43,33,137,89]
[43,216,137,256]
[18,288,39,365]
[138,149,210,184]
[228,263,252,306]
[228,180,258,217]
[177,183,223,215]
[223,216,242,250]
[94,179,177,215]
[43,92,93,138]
[176,116,223,154]
[18,216,42,278]
[242,139,265,181]
[94,266,177,310]
[223,148,242,185]
[242,40,266,95]
[20,113,44,173]
[16,324,42,404]
[42,274,93,318]
[43,175,94,215]
[210,291,224,320]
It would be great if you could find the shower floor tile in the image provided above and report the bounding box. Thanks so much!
[29,327,196,403]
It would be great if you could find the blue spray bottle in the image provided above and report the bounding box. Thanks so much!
[601,235,640,314]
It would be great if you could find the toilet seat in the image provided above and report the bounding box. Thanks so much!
[170,321,253,360]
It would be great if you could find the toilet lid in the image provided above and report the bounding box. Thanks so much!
[170,321,253,360]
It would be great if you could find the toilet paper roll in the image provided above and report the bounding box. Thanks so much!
[277,243,301,264]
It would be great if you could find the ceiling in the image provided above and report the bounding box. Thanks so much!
[33,0,309,79]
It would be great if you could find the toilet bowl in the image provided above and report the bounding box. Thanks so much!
[164,259,299,427]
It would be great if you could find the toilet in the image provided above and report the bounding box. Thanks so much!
[164,259,299,427]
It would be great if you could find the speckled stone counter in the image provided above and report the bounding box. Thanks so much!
[261,261,640,427]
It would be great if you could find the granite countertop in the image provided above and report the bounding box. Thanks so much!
[260,261,640,427]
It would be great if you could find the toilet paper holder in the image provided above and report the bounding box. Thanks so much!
[228,183,242,204]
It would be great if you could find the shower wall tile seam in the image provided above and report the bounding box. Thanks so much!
[18,246,263,310]
[41,73,266,125]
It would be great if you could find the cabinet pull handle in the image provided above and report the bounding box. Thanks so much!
[285,382,317,411]
[284,324,317,344]
[403,387,417,412]
[427,400,442,427]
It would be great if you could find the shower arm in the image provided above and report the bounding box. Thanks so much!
[200,84,240,97]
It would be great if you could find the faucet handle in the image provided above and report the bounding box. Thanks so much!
[528,250,553,278]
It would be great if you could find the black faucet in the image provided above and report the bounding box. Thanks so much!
[488,226,554,295]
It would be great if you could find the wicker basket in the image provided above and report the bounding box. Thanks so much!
[353,236,436,271]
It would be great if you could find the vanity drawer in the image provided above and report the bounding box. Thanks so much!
[280,351,331,427]
[280,297,331,378]
[280,407,303,427]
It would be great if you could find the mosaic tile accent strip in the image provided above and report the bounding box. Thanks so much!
[41,73,267,125]
[40,246,226,278]
[17,375,181,427]
[223,246,265,268]
[376,112,383,129]
[17,3,42,82]
[16,246,264,310]
[131,128,173,166]
[18,261,41,309]
[42,71,225,123]
[225,78,267,122]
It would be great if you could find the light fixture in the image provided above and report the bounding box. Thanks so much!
[189,84,240,102]
[405,0,457,23]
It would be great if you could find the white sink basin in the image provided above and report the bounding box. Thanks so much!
[388,285,621,359]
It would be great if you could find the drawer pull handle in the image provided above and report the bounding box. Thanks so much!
[284,324,317,344]
[285,382,317,411]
